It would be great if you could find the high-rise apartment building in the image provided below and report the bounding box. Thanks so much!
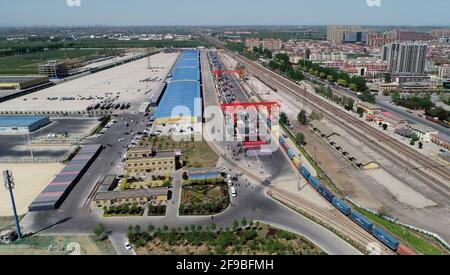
[245,38,260,49]
[382,42,428,75]
[366,32,395,47]
[327,26,368,44]
[261,39,283,51]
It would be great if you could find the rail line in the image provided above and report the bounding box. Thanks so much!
[238,58,450,196]
[269,186,396,255]
[205,37,450,198]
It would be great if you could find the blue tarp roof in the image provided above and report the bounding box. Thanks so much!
[154,49,202,120]
[154,81,202,119]
[189,172,222,180]
[172,67,200,81]
[0,116,48,127]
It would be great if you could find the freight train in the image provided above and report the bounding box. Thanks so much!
[279,136,413,255]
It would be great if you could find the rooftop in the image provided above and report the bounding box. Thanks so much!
[94,188,168,201]
[0,115,49,127]
[0,75,48,84]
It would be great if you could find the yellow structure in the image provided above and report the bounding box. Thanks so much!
[0,76,49,91]
[125,146,176,175]
[93,188,169,208]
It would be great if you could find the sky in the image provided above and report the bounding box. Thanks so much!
[0,0,449,27]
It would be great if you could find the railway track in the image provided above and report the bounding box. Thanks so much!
[269,186,396,255]
[215,45,450,198]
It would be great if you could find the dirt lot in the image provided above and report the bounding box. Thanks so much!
[0,163,64,216]
[292,123,383,210]
[0,235,116,255]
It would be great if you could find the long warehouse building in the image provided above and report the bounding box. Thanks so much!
[154,49,203,125]
[29,144,103,212]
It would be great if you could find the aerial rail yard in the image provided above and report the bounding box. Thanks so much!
[199,33,450,199]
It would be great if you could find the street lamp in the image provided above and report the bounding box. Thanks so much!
[3,170,22,240]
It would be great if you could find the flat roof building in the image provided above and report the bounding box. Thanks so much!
[0,115,50,134]
[154,49,202,125]
[93,188,169,208]
[125,147,176,175]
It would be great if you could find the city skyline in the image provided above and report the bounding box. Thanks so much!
[0,0,450,27]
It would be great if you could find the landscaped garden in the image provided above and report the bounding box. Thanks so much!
[103,203,144,217]
[179,182,230,216]
[127,221,326,255]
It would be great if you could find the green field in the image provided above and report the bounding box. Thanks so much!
[0,49,118,75]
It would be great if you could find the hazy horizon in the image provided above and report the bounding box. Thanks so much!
[0,0,449,27]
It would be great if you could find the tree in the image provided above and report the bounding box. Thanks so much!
[384,73,392,83]
[297,110,307,125]
[337,79,348,87]
[382,124,388,131]
[163,225,169,232]
[295,132,305,146]
[232,220,239,230]
[280,112,289,125]
[356,107,365,118]
[94,224,107,241]
[147,224,155,233]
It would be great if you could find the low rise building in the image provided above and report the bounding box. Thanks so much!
[93,188,169,208]
[188,168,223,181]
[431,133,450,150]
[357,101,381,115]
[405,124,439,142]
[378,112,407,128]
[125,147,176,175]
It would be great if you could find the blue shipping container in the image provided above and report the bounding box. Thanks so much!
[287,149,296,159]
[373,227,399,251]
[350,211,374,232]
[308,176,322,190]
[318,186,334,202]
[300,166,311,180]
[332,197,351,216]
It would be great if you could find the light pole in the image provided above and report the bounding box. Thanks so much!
[3,170,22,240]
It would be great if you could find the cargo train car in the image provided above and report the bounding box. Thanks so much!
[350,210,374,232]
[318,185,334,202]
[373,227,400,251]
[308,175,322,190]
[300,166,311,180]
[332,197,351,216]
[292,156,301,168]
[287,148,296,159]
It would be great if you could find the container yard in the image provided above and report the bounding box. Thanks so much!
[0,52,179,114]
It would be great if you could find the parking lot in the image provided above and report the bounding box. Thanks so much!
[0,117,99,160]
[0,52,180,114]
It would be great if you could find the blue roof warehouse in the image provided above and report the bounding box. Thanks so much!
[154,49,203,125]
[0,115,50,134]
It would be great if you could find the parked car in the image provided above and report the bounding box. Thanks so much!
[124,241,132,250]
